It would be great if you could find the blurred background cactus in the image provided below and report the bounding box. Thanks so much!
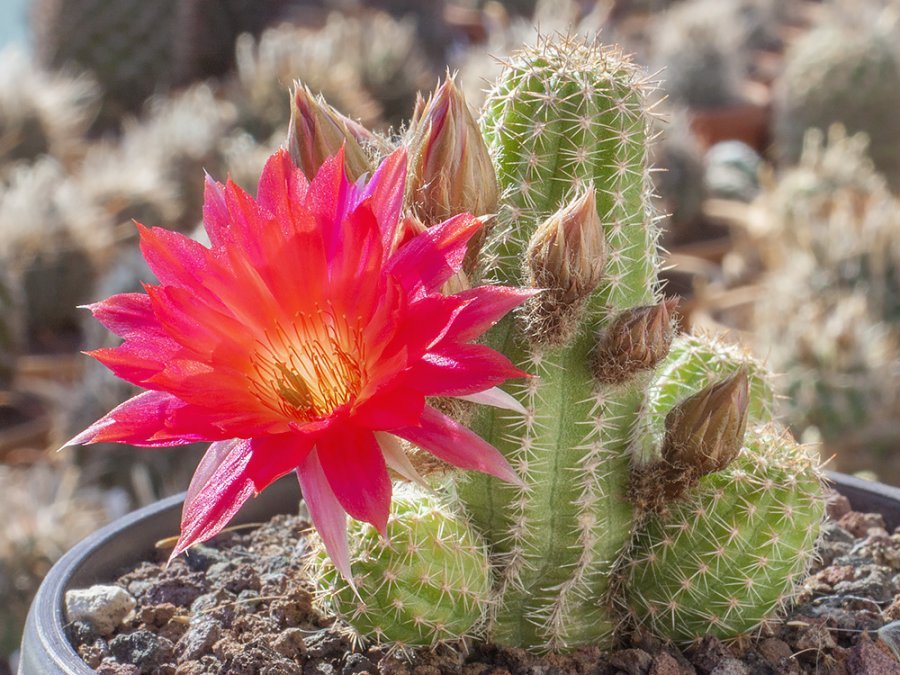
[754,126,900,474]
[774,14,900,189]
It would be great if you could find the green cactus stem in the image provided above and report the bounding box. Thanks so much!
[311,484,493,649]
[625,427,825,644]
[458,36,663,651]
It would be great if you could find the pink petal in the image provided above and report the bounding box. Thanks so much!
[298,449,351,581]
[183,439,241,509]
[442,286,537,344]
[316,427,392,536]
[351,386,424,430]
[62,390,230,448]
[403,343,528,396]
[359,147,407,251]
[86,293,161,339]
[391,294,465,361]
[201,176,231,248]
[171,432,314,560]
[137,225,221,308]
[255,148,310,226]
[457,386,528,414]
[386,213,482,299]
[308,148,358,259]
[375,432,428,487]
[171,438,256,560]
[393,406,522,486]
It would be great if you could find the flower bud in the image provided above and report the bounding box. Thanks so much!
[287,84,372,181]
[405,76,498,225]
[662,368,750,478]
[592,298,679,385]
[632,368,750,511]
[520,189,606,346]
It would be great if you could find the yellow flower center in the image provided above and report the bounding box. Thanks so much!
[250,307,366,422]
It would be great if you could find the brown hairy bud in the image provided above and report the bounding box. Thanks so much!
[592,298,679,384]
[521,190,606,346]
[664,367,749,481]
[405,75,498,226]
[632,368,750,511]
[287,84,372,181]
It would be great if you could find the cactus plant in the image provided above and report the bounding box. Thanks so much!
[302,35,825,654]
[774,20,900,189]
[462,37,661,651]
[625,427,824,643]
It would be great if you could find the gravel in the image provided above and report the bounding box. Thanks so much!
[68,505,900,674]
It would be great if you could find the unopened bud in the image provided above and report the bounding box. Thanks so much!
[405,76,498,225]
[288,84,372,181]
[662,368,750,478]
[593,298,679,385]
[521,190,607,346]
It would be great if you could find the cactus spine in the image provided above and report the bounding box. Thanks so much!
[458,37,662,650]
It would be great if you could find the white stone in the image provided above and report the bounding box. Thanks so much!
[64,584,135,635]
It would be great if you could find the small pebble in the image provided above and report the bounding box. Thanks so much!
[65,585,136,636]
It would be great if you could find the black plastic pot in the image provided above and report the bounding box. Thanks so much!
[18,476,301,675]
[17,472,900,674]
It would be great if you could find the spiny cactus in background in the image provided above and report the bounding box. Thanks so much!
[309,35,825,654]
[774,19,900,189]
[232,10,435,138]
[755,126,899,461]
[31,0,180,124]
[231,23,381,142]
[312,484,493,648]
[651,109,707,246]
[704,140,762,202]
[0,48,98,172]
[651,0,748,109]
[31,0,287,129]
[0,159,111,351]
[115,84,236,231]
[759,127,899,322]
[0,269,20,387]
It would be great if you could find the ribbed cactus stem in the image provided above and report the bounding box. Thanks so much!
[458,36,661,650]
[625,428,825,644]
[311,484,493,648]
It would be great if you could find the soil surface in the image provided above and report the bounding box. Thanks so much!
[69,491,900,674]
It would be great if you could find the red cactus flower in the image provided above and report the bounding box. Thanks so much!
[66,148,531,577]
